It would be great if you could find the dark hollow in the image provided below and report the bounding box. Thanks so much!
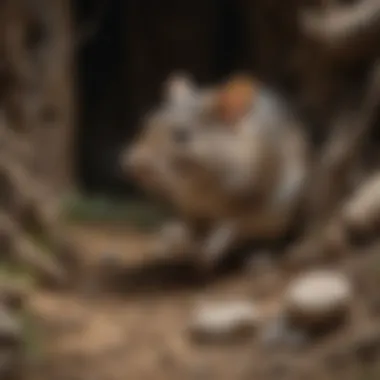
[72,0,250,197]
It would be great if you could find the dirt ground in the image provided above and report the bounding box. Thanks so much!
[27,223,380,380]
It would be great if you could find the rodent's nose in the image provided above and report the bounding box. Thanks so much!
[121,148,151,179]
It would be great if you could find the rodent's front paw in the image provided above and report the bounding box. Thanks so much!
[196,222,236,273]
[153,221,193,259]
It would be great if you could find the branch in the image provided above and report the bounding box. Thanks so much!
[306,61,380,228]
[300,0,380,50]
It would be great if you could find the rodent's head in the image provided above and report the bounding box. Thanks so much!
[120,72,260,198]
[120,73,213,197]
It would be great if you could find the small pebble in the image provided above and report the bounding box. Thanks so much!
[188,300,261,343]
[284,270,352,329]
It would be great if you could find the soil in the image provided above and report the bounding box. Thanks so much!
[27,222,380,380]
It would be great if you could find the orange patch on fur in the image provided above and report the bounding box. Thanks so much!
[216,75,258,124]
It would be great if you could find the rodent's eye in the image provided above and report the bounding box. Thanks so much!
[172,125,191,144]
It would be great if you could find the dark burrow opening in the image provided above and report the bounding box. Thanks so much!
[73,0,128,196]
[72,0,249,197]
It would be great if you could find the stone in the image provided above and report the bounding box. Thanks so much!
[284,270,352,330]
[188,300,261,343]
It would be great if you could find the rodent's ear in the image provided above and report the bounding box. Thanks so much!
[163,72,197,106]
[214,75,259,124]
